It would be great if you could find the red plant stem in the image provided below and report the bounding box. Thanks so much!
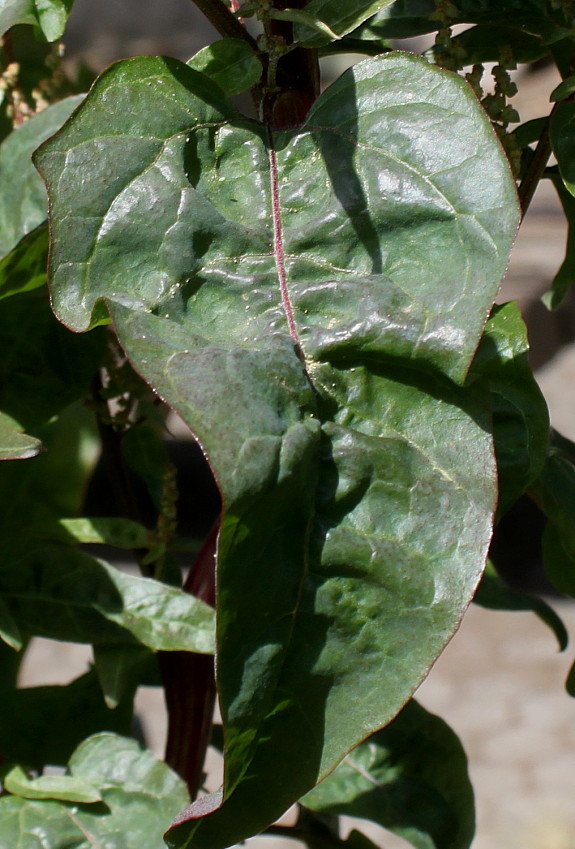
[160,521,219,798]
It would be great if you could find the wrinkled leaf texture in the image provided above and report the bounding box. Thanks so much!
[35,52,519,847]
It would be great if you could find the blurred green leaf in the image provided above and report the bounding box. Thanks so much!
[0,540,215,651]
[474,562,568,650]
[0,411,41,460]
[187,38,262,95]
[469,302,549,517]
[302,699,474,849]
[3,765,102,803]
[451,24,545,64]
[0,404,99,532]
[543,173,575,309]
[0,733,190,848]
[57,517,149,548]
[551,101,575,197]
[0,224,48,301]
[0,96,83,258]
[93,643,154,709]
[0,670,134,770]
[0,287,105,432]
[530,430,575,597]
[0,0,75,40]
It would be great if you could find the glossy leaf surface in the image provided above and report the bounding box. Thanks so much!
[302,699,474,849]
[0,733,189,849]
[35,52,518,847]
[0,96,82,258]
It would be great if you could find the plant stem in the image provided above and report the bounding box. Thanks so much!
[517,113,553,219]
[160,521,219,798]
[188,0,258,49]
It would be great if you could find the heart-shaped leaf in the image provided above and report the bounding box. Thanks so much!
[35,52,519,848]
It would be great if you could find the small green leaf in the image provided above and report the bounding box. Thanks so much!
[302,699,475,849]
[0,224,48,301]
[187,38,262,96]
[3,765,102,803]
[530,430,575,597]
[551,75,575,102]
[543,173,575,309]
[270,8,342,41]
[566,657,575,696]
[58,517,149,548]
[0,734,189,848]
[292,0,397,46]
[550,101,575,196]
[93,643,153,709]
[0,96,83,258]
[0,595,23,650]
[469,302,549,517]
[0,411,41,460]
[474,562,568,651]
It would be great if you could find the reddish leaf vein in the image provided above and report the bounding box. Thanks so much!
[268,145,301,347]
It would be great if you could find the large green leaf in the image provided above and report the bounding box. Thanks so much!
[301,699,474,849]
[0,733,190,848]
[0,96,83,258]
[35,53,518,847]
[0,539,215,651]
[0,0,74,40]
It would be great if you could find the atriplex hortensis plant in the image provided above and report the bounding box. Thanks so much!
[1,0,575,847]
